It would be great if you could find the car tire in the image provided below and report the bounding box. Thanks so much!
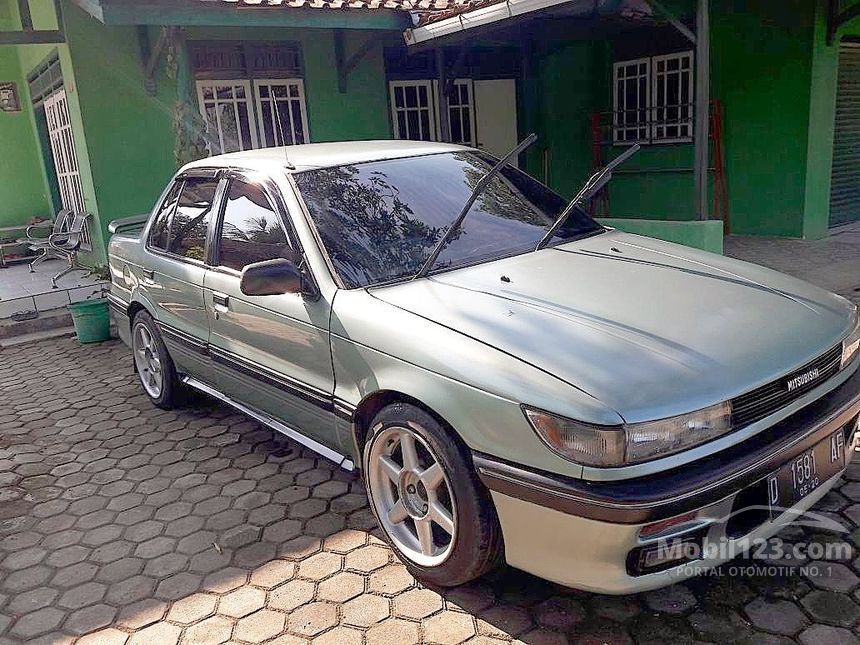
[131,310,181,410]
[363,402,504,587]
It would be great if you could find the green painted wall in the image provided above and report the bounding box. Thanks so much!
[597,218,724,254]
[0,0,51,228]
[711,0,816,237]
[62,2,176,255]
[13,0,104,261]
[802,0,860,239]
[185,26,393,142]
[524,0,820,238]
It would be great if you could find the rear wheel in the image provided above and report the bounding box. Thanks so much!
[363,403,503,586]
[131,311,180,409]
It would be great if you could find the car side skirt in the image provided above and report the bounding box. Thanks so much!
[180,375,355,472]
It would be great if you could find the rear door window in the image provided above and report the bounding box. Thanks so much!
[167,178,220,262]
[148,181,181,250]
[216,179,293,272]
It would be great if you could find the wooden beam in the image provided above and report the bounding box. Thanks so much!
[17,0,33,31]
[335,31,378,93]
[693,0,709,221]
[0,30,64,44]
[828,0,860,45]
[648,0,695,43]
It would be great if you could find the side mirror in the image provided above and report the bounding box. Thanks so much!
[240,258,302,296]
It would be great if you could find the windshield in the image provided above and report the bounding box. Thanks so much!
[294,151,603,288]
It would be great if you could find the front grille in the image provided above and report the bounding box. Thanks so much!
[731,345,843,428]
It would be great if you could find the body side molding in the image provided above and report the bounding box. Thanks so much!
[180,375,355,472]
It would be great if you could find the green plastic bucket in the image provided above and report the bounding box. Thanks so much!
[68,299,111,344]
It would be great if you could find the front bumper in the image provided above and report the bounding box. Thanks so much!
[476,366,860,593]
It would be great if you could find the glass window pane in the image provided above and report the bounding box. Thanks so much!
[450,108,462,143]
[394,86,404,108]
[148,181,182,250]
[167,178,219,261]
[290,101,305,144]
[260,102,276,147]
[237,102,253,150]
[407,110,419,139]
[405,85,417,108]
[217,180,292,272]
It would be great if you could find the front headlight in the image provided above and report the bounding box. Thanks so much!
[524,402,733,468]
[841,306,860,369]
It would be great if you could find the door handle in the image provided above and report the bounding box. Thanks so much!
[212,292,229,308]
[142,269,156,283]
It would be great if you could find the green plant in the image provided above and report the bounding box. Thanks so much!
[88,264,111,281]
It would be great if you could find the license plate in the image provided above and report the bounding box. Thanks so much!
[767,430,846,517]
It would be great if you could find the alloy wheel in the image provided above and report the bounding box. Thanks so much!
[133,322,163,399]
[367,423,457,567]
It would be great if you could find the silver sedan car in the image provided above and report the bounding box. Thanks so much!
[108,141,860,593]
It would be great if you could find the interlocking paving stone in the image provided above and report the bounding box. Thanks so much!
[3,337,860,643]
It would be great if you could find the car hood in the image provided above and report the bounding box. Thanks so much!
[369,230,854,422]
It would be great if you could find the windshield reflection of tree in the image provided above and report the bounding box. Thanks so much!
[298,165,443,285]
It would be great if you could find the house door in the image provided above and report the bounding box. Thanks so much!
[43,89,90,247]
[474,79,519,166]
[389,78,519,163]
[830,42,860,226]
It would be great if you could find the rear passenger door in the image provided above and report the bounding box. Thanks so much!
[204,174,338,448]
[142,172,222,377]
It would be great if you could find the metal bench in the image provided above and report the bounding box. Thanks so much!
[16,209,74,272]
[43,211,93,288]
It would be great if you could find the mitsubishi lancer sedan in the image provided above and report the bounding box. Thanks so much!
[107,139,860,593]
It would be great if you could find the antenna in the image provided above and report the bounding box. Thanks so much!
[272,89,296,170]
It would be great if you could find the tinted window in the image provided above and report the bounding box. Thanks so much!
[148,181,181,250]
[217,180,292,272]
[294,152,602,288]
[167,178,219,261]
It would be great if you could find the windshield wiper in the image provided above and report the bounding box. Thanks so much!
[534,143,640,252]
[413,133,538,280]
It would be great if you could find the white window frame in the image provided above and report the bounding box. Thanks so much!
[447,79,477,146]
[389,78,478,145]
[613,56,651,144]
[389,80,439,141]
[43,89,90,249]
[613,51,694,145]
[651,51,694,143]
[196,79,260,155]
[254,78,310,147]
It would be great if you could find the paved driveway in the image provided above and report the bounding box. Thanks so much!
[1,338,859,645]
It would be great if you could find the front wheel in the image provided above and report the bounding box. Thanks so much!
[131,311,180,409]
[363,403,503,587]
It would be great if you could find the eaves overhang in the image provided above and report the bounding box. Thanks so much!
[403,0,653,46]
[69,0,410,29]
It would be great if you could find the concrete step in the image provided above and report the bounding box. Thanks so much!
[0,326,77,348]
[0,307,73,340]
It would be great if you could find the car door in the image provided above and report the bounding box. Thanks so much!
[141,172,222,377]
[203,173,338,450]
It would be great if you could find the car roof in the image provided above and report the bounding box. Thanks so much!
[180,140,472,174]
